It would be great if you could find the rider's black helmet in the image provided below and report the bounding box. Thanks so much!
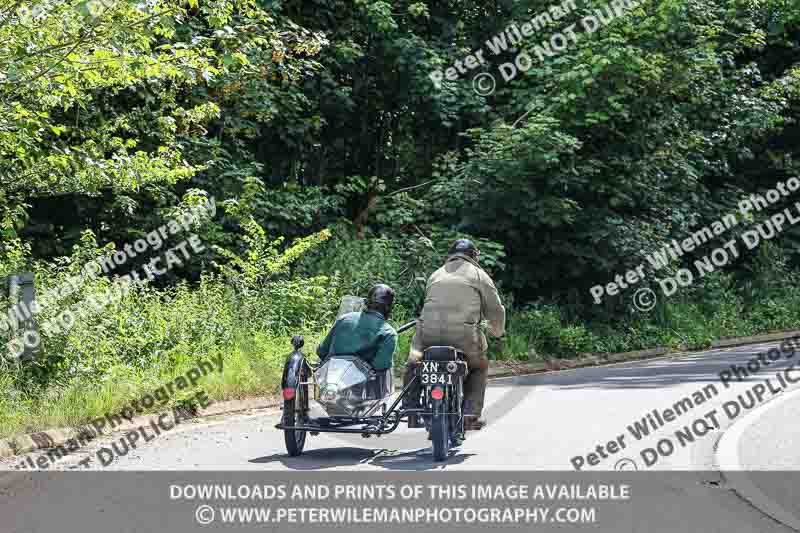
[448,238,480,260]
[366,284,395,319]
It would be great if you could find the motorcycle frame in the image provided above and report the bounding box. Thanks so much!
[276,320,466,437]
[275,370,428,436]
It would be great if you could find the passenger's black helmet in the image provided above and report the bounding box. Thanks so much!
[366,284,395,319]
[448,238,479,260]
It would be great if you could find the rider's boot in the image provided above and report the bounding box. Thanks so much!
[403,361,423,428]
[464,417,486,431]
[463,399,485,431]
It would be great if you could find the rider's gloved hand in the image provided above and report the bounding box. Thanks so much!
[496,337,506,354]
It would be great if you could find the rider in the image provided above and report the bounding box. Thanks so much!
[317,284,398,371]
[404,239,505,430]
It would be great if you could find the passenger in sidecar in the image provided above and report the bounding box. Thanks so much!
[316,284,398,405]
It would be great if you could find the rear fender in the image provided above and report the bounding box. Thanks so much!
[282,335,308,390]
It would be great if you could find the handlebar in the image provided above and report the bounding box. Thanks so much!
[397,320,417,334]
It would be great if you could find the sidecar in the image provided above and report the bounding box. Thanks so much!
[276,296,467,461]
[313,355,393,417]
[276,327,418,456]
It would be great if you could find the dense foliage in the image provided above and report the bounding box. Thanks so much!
[1,0,800,436]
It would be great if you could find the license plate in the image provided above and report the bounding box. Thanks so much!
[420,361,455,385]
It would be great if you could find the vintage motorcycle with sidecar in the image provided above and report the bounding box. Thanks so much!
[275,297,470,462]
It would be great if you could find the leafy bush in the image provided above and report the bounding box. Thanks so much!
[296,222,506,320]
[497,255,800,361]
[5,216,800,439]
[0,221,340,437]
[499,305,596,359]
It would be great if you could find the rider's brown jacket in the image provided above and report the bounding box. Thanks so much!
[410,253,506,358]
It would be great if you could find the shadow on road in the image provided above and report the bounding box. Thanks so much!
[249,446,475,471]
[511,346,793,391]
[369,448,475,470]
[249,447,377,470]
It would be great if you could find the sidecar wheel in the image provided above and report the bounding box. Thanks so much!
[283,370,308,457]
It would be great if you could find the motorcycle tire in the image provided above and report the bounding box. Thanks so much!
[283,368,308,457]
[431,398,450,462]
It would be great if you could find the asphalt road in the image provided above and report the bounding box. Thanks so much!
[729,383,800,529]
[20,341,798,473]
[738,385,800,470]
[3,341,800,532]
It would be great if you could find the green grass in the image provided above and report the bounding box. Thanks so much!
[3,265,800,439]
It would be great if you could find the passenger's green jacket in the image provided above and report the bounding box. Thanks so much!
[316,310,398,370]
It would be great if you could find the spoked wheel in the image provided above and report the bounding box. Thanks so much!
[452,379,465,446]
[431,399,450,462]
[283,367,309,457]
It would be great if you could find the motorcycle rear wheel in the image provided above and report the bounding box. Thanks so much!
[431,399,450,462]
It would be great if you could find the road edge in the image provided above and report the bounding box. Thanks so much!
[715,386,800,532]
[4,350,677,460]
[3,328,798,460]
[0,396,282,460]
